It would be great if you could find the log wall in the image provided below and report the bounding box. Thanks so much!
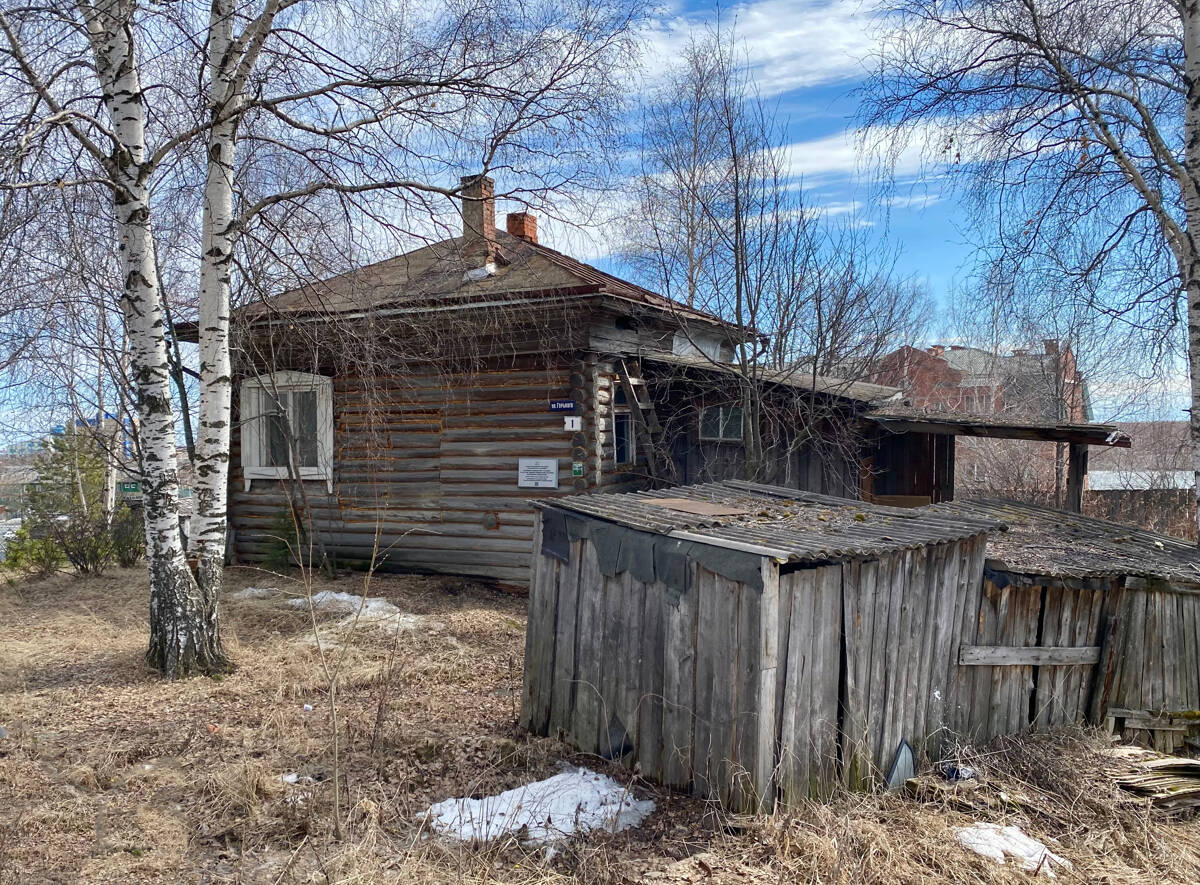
[231,354,581,584]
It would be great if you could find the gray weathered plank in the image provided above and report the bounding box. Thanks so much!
[961,645,1101,666]
[661,565,697,788]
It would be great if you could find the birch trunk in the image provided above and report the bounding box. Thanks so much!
[82,0,227,675]
[1183,3,1200,542]
[192,0,238,606]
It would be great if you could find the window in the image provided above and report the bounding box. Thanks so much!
[699,405,743,442]
[612,385,635,465]
[240,372,333,492]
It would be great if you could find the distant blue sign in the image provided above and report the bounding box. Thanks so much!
[549,399,576,412]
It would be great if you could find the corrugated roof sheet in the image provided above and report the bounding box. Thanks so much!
[936,499,1200,585]
[538,480,1001,564]
[644,353,903,406]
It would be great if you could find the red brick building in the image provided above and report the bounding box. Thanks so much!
[870,342,1092,503]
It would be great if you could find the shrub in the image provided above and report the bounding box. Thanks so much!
[110,505,145,568]
[4,526,64,576]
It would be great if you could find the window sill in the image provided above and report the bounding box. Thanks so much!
[244,467,333,493]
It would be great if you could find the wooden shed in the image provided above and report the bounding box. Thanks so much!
[520,480,999,808]
[939,499,1200,750]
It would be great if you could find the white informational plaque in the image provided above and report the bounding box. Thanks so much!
[518,458,559,489]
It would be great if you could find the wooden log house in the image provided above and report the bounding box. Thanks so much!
[201,175,906,583]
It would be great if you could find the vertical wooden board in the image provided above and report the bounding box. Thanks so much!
[854,558,880,784]
[548,539,582,738]
[520,519,559,735]
[1144,591,1164,712]
[692,566,717,798]
[1033,586,1061,730]
[926,542,960,747]
[1117,588,1146,712]
[1186,595,1200,710]
[732,575,762,811]
[811,564,842,796]
[1052,586,1078,728]
[948,536,982,735]
[1067,587,1104,723]
[1162,590,1180,710]
[755,559,780,810]
[617,570,643,745]
[518,518,544,731]
[780,569,816,804]
[637,578,666,782]
[911,544,940,754]
[840,559,866,788]
[571,541,605,754]
[868,553,901,775]
[708,573,738,806]
[878,551,912,775]
[980,583,1009,740]
[661,567,697,789]
[1087,592,1122,724]
[1020,586,1044,730]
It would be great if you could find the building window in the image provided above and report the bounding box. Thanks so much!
[612,385,635,465]
[699,405,743,442]
[240,371,334,492]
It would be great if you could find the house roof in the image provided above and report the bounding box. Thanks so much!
[229,231,727,330]
[865,403,1131,448]
[644,353,904,406]
[936,498,1200,586]
[537,480,1000,563]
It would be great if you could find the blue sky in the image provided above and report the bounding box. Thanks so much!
[634,0,973,312]
[533,0,977,335]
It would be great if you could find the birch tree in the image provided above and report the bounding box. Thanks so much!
[864,0,1200,534]
[0,0,636,675]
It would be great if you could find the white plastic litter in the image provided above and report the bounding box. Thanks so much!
[423,767,654,846]
[955,823,1071,877]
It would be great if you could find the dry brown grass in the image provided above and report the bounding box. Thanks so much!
[1,567,1199,883]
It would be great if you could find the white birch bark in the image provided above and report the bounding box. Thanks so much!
[1184,2,1200,542]
[192,0,238,601]
[81,0,226,674]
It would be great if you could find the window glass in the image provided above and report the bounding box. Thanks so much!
[263,389,320,468]
[292,390,319,467]
[700,405,742,442]
[265,395,291,467]
[614,412,633,464]
[722,406,744,440]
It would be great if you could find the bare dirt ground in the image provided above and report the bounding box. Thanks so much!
[2,567,1200,884]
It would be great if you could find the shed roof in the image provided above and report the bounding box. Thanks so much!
[644,353,903,406]
[538,480,1000,564]
[866,404,1131,448]
[936,499,1200,586]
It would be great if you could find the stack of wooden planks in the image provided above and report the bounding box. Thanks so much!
[1101,746,1200,812]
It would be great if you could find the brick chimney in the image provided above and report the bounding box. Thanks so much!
[506,211,538,244]
[460,174,495,261]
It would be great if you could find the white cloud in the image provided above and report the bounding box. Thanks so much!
[644,0,880,97]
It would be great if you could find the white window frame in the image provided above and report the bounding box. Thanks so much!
[699,405,744,442]
[240,371,334,492]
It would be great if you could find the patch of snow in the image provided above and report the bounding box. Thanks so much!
[955,823,1070,877]
[422,767,654,847]
[233,586,277,600]
[288,590,424,632]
